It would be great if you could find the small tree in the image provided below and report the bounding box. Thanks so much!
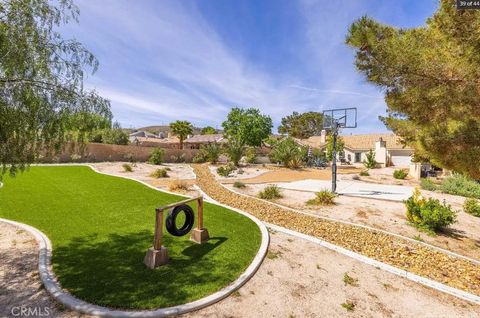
[169,120,193,149]
[363,149,377,169]
[225,139,245,166]
[201,126,216,135]
[148,148,165,165]
[102,122,129,145]
[326,135,345,161]
[269,137,305,168]
[200,142,222,164]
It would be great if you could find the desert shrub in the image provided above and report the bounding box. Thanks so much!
[192,153,206,163]
[258,185,283,200]
[268,137,305,168]
[170,153,186,163]
[200,142,222,163]
[244,147,257,164]
[124,152,137,164]
[150,168,169,178]
[464,198,480,217]
[217,163,237,177]
[168,179,189,191]
[440,174,480,199]
[405,188,456,233]
[352,175,360,180]
[148,148,165,165]
[287,156,304,169]
[363,149,377,169]
[393,169,408,179]
[420,178,437,191]
[224,140,245,166]
[359,170,369,176]
[306,190,336,206]
[122,163,132,172]
[233,181,246,188]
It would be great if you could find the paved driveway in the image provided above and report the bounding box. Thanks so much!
[275,179,414,202]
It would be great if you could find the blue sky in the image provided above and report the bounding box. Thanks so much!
[63,0,437,133]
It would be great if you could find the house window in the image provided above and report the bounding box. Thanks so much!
[355,153,361,163]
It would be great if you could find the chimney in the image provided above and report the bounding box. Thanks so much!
[320,129,327,143]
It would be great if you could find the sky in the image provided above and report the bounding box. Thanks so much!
[62,0,438,134]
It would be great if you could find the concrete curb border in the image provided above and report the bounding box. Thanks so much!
[218,182,480,266]
[265,222,480,305]
[0,164,269,317]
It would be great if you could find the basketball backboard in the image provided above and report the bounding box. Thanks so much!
[323,108,357,130]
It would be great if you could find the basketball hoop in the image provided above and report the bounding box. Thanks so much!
[322,108,357,193]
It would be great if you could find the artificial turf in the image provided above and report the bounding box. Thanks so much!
[0,166,261,309]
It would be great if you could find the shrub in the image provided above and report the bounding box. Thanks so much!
[405,188,456,233]
[122,163,132,172]
[192,153,206,163]
[244,147,257,164]
[363,149,377,169]
[217,163,237,177]
[440,174,480,199]
[287,156,304,169]
[352,175,360,180]
[306,190,336,206]
[200,142,222,163]
[148,148,165,165]
[168,179,189,191]
[233,181,246,188]
[258,185,283,200]
[225,139,245,166]
[268,137,305,168]
[464,198,480,217]
[170,153,186,163]
[149,168,169,178]
[393,169,408,180]
[420,178,437,191]
[359,170,369,177]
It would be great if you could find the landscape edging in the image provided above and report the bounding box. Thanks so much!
[0,164,269,318]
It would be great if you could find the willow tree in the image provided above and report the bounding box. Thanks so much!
[346,0,480,179]
[0,0,111,176]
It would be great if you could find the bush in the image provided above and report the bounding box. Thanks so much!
[200,142,222,163]
[363,149,377,169]
[217,163,237,177]
[244,147,257,164]
[233,181,246,188]
[306,190,336,206]
[148,148,165,165]
[258,185,283,200]
[352,175,360,180]
[420,178,437,191]
[168,179,189,191]
[150,168,169,178]
[225,139,245,166]
[192,153,206,163]
[393,169,408,179]
[122,163,132,172]
[440,174,480,199]
[287,156,304,169]
[268,137,305,168]
[405,188,457,233]
[170,153,186,163]
[464,198,480,217]
[359,170,369,177]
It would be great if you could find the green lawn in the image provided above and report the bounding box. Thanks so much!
[0,166,261,309]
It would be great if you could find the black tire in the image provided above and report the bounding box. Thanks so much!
[166,204,195,236]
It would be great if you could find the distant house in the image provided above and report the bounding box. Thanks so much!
[297,131,414,167]
[184,134,227,149]
[128,130,159,143]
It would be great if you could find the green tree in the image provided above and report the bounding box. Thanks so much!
[201,126,216,135]
[268,137,305,167]
[278,111,324,138]
[224,138,245,166]
[363,149,377,169]
[222,107,272,147]
[102,122,129,145]
[346,1,480,179]
[325,135,344,161]
[169,120,193,149]
[0,0,111,176]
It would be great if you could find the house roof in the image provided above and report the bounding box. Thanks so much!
[129,130,158,138]
[135,136,179,144]
[297,133,413,151]
[184,134,226,144]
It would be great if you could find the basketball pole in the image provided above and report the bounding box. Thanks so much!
[331,121,338,193]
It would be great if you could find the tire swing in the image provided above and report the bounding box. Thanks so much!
[166,204,195,236]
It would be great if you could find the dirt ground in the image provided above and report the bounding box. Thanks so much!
[219,166,361,184]
[2,221,478,318]
[341,166,421,187]
[91,162,200,196]
[226,183,480,261]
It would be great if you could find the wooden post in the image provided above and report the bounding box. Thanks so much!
[197,197,203,229]
[153,208,164,250]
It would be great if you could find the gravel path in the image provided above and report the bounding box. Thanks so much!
[192,164,480,297]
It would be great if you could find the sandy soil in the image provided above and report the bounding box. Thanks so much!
[2,221,478,318]
[341,167,421,187]
[208,165,270,181]
[227,183,480,261]
[91,162,200,196]
[223,166,362,184]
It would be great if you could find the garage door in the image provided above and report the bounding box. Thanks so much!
[391,155,411,167]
